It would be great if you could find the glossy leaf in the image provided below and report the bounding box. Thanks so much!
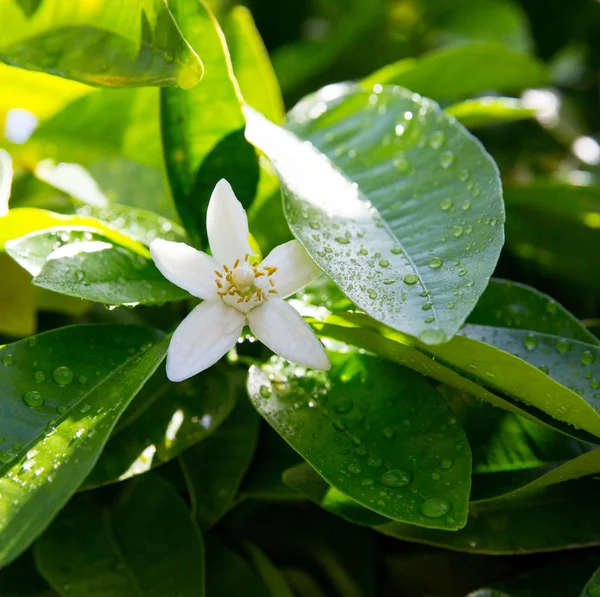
[0,0,203,88]
[0,149,12,216]
[181,395,260,529]
[0,324,166,567]
[6,228,190,305]
[581,566,600,597]
[223,6,285,124]
[161,0,258,246]
[247,351,472,529]
[34,474,205,596]
[0,206,175,255]
[446,97,535,128]
[469,278,600,344]
[316,313,600,443]
[246,85,504,344]
[86,366,237,488]
[363,43,549,101]
[379,479,600,554]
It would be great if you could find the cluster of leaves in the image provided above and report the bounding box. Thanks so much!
[0,0,599,595]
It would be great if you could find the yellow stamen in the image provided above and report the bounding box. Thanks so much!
[217,291,227,297]
[223,264,229,272]
[233,258,240,269]
[244,254,249,262]
[214,270,223,278]
[237,297,244,303]
[269,278,275,287]
[268,289,277,294]
[215,280,222,288]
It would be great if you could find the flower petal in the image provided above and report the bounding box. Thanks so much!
[247,298,330,370]
[260,240,322,298]
[150,239,218,299]
[166,300,245,382]
[207,179,251,266]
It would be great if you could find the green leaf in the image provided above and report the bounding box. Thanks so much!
[468,278,599,344]
[0,552,54,597]
[205,535,270,597]
[316,313,600,443]
[446,97,536,129]
[363,43,549,102]
[242,542,295,597]
[378,479,600,554]
[239,425,304,501]
[86,366,237,488]
[0,0,203,88]
[0,324,167,567]
[0,206,178,254]
[223,6,285,124]
[161,0,258,246]
[180,395,260,529]
[34,474,205,596]
[503,183,600,292]
[6,228,189,305]
[245,85,504,344]
[247,351,472,529]
[0,148,12,216]
[581,566,600,597]
[283,463,389,526]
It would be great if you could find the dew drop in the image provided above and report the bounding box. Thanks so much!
[74,270,85,282]
[440,151,455,169]
[555,339,572,354]
[1,354,14,366]
[440,199,453,211]
[23,390,44,408]
[391,247,403,255]
[429,131,446,149]
[382,427,395,439]
[420,329,446,344]
[440,458,453,469]
[53,366,74,385]
[33,371,46,382]
[335,236,350,245]
[177,67,200,90]
[581,350,596,365]
[80,404,91,414]
[259,385,272,398]
[428,257,443,269]
[404,274,419,285]
[431,471,441,481]
[453,227,464,238]
[461,200,472,210]
[348,463,362,474]
[420,498,451,518]
[523,335,539,351]
[333,397,353,414]
[379,259,390,268]
[380,469,412,487]
[309,221,321,230]
[56,405,68,415]
[367,456,383,467]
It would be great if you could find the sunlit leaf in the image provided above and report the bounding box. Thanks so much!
[0,324,166,567]
[0,0,203,88]
[246,85,504,344]
[446,97,535,129]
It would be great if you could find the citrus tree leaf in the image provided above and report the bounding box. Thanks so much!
[247,351,472,530]
[161,0,258,247]
[363,43,549,101]
[181,395,260,529]
[316,313,600,443]
[378,479,600,554]
[580,566,600,597]
[0,324,167,567]
[85,366,237,488]
[446,97,535,129]
[6,228,189,305]
[0,0,203,88]
[468,278,599,344]
[245,85,504,344]
[34,474,205,596]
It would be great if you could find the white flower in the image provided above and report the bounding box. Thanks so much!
[150,179,330,382]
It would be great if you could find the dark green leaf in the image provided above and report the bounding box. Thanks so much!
[0,0,203,88]
[247,351,472,529]
[6,228,190,305]
[246,85,504,344]
[34,474,205,596]
[181,395,260,529]
[161,0,258,246]
[581,565,600,597]
[86,366,237,488]
[0,324,166,567]
[242,542,295,597]
[468,278,599,344]
[363,43,549,102]
[379,479,600,554]
[0,552,55,597]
